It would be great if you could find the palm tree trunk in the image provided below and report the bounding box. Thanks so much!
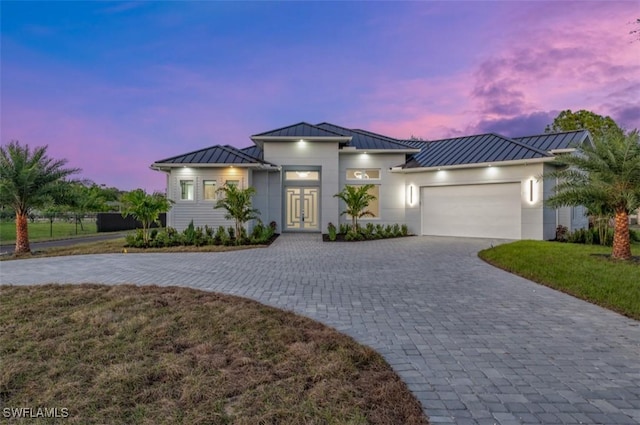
[15,212,31,254]
[611,207,631,260]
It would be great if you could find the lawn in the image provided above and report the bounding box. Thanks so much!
[478,240,640,320]
[0,220,98,244]
[0,284,427,425]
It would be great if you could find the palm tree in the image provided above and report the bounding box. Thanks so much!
[334,184,377,232]
[0,141,79,254]
[121,189,173,245]
[546,130,640,260]
[214,184,260,243]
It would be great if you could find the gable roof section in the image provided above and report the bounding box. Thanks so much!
[512,130,590,152]
[403,133,552,169]
[251,122,348,139]
[153,144,269,166]
[316,123,419,151]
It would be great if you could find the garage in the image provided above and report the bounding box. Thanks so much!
[421,183,522,239]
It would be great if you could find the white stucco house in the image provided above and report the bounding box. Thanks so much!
[150,122,590,240]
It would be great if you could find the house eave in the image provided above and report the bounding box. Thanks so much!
[150,163,278,171]
[339,148,421,154]
[549,148,576,154]
[250,136,352,143]
[392,157,556,173]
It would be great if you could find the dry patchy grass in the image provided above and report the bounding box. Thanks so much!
[0,284,428,425]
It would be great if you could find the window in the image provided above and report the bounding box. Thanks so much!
[180,180,194,200]
[351,184,380,218]
[285,171,320,181]
[346,169,380,180]
[203,180,217,200]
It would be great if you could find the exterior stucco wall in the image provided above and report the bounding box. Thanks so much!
[338,152,407,228]
[263,141,340,231]
[401,163,550,240]
[166,166,249,231]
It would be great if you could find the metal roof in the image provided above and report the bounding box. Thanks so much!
[154,145,267,166]
[241,145,264,160]
[512,130,590,152]
[403,133,552,169]
[316,123,418,151]
[251,122,347,139]
[397,139,429,148]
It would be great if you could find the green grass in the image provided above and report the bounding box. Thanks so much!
[0,220,98,244]
[0,285,428,425]
[479,240,640,320]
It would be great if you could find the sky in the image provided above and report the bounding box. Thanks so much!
[2,1,639,192]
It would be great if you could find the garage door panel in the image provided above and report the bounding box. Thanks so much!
[421,183,521,239]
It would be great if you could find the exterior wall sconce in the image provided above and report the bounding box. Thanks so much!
[407,184,417,206]
[529,179,533,204]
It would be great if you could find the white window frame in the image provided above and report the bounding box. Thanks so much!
[179,179,194,201]
[203,180,217,201]
[346,168,381,181]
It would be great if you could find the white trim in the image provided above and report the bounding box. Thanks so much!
[251,136,351,142]
[393,157,556,173]
[549,148,576,154]
[339,148,420,154]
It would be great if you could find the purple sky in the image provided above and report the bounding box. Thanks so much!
[2,1,638,192]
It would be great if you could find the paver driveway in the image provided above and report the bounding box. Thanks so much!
[1,234,639,425]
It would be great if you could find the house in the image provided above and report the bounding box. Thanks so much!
[150,122,591,240]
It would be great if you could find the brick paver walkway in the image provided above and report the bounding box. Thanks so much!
[2,234,639,425]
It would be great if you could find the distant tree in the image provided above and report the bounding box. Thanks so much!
[121,189,173,245]
[334,184,377,232]
[545,109,625,139]
[215,184,259,243]
[0,141,79,254]
[66,181,118,229]
[546,130,640,260]
[630,18,640,41]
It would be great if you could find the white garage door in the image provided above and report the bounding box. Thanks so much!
[421,183,521,239]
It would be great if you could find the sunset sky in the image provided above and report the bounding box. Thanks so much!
[2,1,638,192]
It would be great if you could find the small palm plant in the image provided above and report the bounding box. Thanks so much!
[334,184,376,232]
[121,189,173,245]
[214,184,260,244]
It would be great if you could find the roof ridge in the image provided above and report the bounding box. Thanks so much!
[351,129,418,149]
[418,133,551,157]
[494,134,553,157]
[251,121,346,138]
[154,144,225,163]
[316,123,418,149]
[513,129,590,139]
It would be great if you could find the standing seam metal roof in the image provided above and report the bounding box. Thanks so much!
[404,133,552,168]
[250,122,347,138]
[154,145,270,165]
[315,123,417,150]
[512,130,590,151]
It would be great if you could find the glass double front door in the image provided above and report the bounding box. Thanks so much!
[285,187,319,231]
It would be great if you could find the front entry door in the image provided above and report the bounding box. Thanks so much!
[285,187,319,231]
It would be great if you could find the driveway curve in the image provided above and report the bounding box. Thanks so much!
[1,234,639,425]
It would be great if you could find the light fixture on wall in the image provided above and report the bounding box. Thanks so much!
[407,184,417,206]
[529,179,534,203]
